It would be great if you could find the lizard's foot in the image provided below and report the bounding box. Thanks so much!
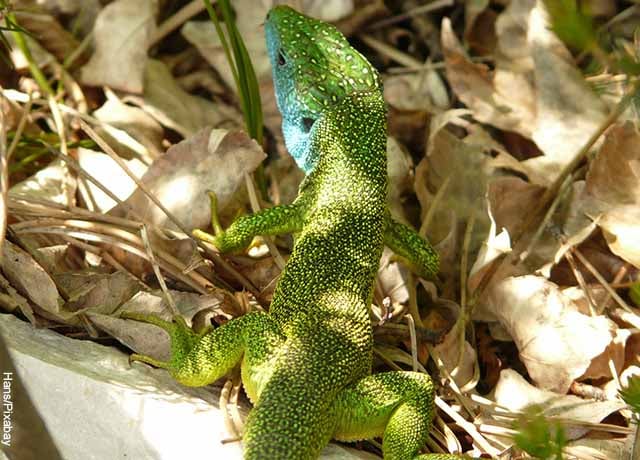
[193,190,226,248]
[192,190,254,253]
[121,311,200,372]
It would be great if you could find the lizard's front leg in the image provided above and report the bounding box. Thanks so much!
[122,311,284,388]
[384,216,440,281]
[194,191,305,253]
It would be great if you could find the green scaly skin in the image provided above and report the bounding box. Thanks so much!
[124,6,467,459]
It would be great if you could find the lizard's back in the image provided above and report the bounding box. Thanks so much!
[245,90,388,458]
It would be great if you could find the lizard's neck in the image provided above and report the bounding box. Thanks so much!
[303,90,388,200]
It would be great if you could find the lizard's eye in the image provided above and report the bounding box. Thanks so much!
[277,50,286,66]
[302,117,315,132]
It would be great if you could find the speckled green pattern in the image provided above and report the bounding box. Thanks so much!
[125,5,456,459]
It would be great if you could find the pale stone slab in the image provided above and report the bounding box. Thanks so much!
[0,315,375,459]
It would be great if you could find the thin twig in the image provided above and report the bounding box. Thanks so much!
[572,247,633,313]
[368,0,453,30]
[140,225,179,316]
[149,0,206,47]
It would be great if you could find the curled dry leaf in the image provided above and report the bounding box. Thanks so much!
[111,127,266,230]
[599,206,640,268]
[33,0,101,36]
[467,202,514,306]
[80,0,157,93]
[486,275,615,393]
[1,240,64,322]
[479,176,555,277]
[494,369,626,439]
[377,248,410,306]
[583,122,640,268]
[581,328,629,381]
[486,177,546,239]
[13,11,81,65]
[416,114,501,256]
[441,17,536,139]
[9,159,76,206]
[525,6,607,177]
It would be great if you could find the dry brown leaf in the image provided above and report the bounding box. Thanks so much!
[134,60,243,138]
[494,369,626,439]
[93,93,164,159]
[443,2,608,185]
[77,148,147,212]
[1,240,64,321]
[561,122,640,269]
[377,248,410,306]
[80,0,157,93]
[111,128,266,230]
[581,328,629,380]
[91,289,226,361]
[586,122,640,204]
[386,136,414,222]
[441,17,536,138]
[383,70,449,112]
[28,0,101,35]
[55,271,141,315]
[416,120,497,255]
[9,159,76,206]
[468,204,514,301]
[35,245,76,275]
[599,206,640,268]
[525,7,607,180]
[14,11,82,64]
[486,276,614,393]
[487,177,546,238]
[433,320,476,389]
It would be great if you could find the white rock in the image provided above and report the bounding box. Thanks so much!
[0,314,374,459]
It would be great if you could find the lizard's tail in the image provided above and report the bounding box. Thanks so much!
[243,372,337,460]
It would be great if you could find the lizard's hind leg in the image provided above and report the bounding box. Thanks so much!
[122,311,284,389]
[332,371,446,459]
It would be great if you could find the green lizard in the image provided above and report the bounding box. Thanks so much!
[124,6,464,459]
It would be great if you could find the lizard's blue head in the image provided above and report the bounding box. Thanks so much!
[265,6,380,174]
